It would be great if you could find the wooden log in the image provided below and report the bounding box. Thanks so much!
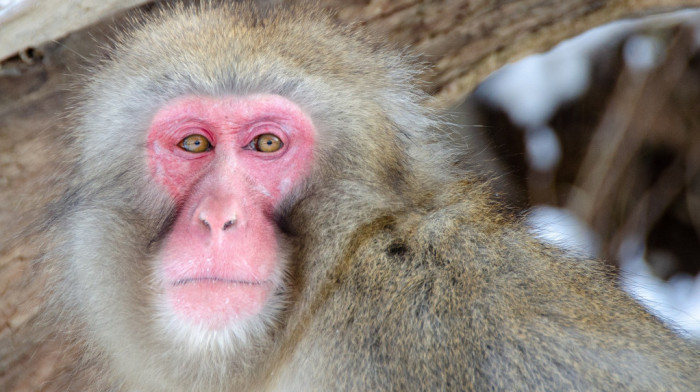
[0,0,150,61]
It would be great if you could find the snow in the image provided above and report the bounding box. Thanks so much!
[529,207,700,339]
[623,35,666,72]
[476,47,590,131]
[524,126,561,171]
[527,205,600,257]
[0,0,28,21]
[619,237,700,338]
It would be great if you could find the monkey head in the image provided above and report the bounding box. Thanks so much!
[49,2,435,388]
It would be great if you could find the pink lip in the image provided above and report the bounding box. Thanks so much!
[172,277,271,286]
[166,277,274,329]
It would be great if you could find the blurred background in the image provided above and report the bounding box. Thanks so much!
[466,11,700,337]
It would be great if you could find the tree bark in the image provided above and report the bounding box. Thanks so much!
[0,0,150,61]
[1,0,698,390]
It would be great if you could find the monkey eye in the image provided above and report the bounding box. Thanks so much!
[179,134,212,153]
[251,133,284,153]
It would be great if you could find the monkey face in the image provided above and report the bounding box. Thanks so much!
[146,94,315,332]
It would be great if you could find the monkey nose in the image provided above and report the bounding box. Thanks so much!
[199,212,237,231]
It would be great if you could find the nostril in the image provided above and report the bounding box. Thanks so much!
[199,213,211,230]
[222,217,236,231]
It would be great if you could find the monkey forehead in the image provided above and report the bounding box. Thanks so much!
[106,4,382,101]
[128,4,385,85]
[148,94,316,138]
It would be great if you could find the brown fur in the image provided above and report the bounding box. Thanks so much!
[40,1,700,391]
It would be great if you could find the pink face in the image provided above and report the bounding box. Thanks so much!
[147,94,315,330]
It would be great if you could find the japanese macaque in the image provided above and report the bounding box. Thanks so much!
[39,1,700,391]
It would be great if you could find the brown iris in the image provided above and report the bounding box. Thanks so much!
[254,133,283,153]
[179,134,211,153]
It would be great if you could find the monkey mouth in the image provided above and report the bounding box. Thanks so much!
[173,277,271,286]
[166,276,274,328]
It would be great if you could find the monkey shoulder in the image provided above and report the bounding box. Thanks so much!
[309,188,700,390]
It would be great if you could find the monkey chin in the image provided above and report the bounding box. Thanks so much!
[155,281,284,353]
